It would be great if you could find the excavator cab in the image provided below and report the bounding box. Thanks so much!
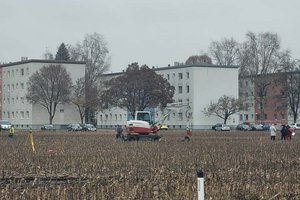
[135,111,153,124]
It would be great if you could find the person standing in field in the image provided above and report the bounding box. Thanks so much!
[270,124,276,140]
[280,125,288,140]
[287,125,294,140]
[9,125,15,138]
[182,126,192,142]
[116,125,123,140]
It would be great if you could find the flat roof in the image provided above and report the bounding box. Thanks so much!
[0,59,86,67]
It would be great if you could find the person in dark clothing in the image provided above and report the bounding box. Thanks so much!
[116,125,124,140]
[280,125,288,140]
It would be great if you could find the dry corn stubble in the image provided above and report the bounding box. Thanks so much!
[0,130,299,199]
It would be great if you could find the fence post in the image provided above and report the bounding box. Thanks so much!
[197,169,204,200]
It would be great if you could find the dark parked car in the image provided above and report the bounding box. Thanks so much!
[67,124,82,131]
[212,123,222,130]
[250,124,264,131]
[262,124,272,130]
[81,124,97,131]
[236,124,251,131]
[41,124,55,131]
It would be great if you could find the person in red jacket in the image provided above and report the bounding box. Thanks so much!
[182,126,192,142]
[287,126,294,140]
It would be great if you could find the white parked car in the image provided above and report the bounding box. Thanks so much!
[215,124,230,131]
[0,120,11,130]
[289,123,300,130]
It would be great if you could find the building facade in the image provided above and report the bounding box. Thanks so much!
[1,59,85,129]
[97,64,239,129]
[239,73,291,125]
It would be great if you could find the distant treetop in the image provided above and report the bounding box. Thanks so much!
[55,43,70,61]
[185,55,213,65]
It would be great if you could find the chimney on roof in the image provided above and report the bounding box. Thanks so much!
[168,64,171,67]
[21,57,28,61]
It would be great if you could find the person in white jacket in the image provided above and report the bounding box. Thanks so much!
[270,124,277,140]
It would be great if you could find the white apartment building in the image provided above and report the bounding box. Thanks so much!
[97,63,239,129]
[1,59,85,129]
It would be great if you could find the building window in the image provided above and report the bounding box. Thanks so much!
[186,85,190,93]
[245,114,248,120]
[7,112,10,118]
[26,67,29,75]
[256,114,261,120]
[264,114,268,120]
[21,97,25,104]
[12,70,14,77]
[26,111,29,119]
[251,114,254,119]
[281,114,285,119]
[105,114,108,120]
[186,72,189,79]
[173,73,175,77]
[12,112,15,119]
[178,112,183,121]
[167,74,170,80]
[21,69,24,76]
[7,71,10,78]
[16,111,18,118]
[21,83,24,89]
[120,114,122,120]
[274,113,277,120]
[178,99,182,103]
[60,109,64,113]
[178,73,183,79]
[20,111,25,119]
[12,98,15,104]
[240,114,243,121]
[178,86,183,94]
[115,114,118,121]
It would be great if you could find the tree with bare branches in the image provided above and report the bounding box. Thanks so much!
[209,37,239,66]
[68,32,110,124]
[238,31,291,123]
[26,64,72,124]
[203,95,243,124]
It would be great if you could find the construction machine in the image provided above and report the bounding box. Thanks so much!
[124,103,191,141]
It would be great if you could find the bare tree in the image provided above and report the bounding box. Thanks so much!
[238,31,290,123]
[209,37,239,66]
[68,32,110,124]
[185,55,212,65]
[281,59,300,123]
[72,78,86,124]
[26,64,72,124]
[203,95,243,124]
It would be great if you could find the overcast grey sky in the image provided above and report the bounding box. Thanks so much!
[0,0,299,72]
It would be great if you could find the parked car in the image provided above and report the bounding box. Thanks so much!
[215,124,230,131]
[236,124,251,131]
[212,123,223,130]
[67,124,82,131]
[41,124,55,131]
[0,120,11,130]
[262,124,272,130]
[160,124,169,130]
[250,124,264,131]
[289,123,300,130]
[81,124,97,131]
